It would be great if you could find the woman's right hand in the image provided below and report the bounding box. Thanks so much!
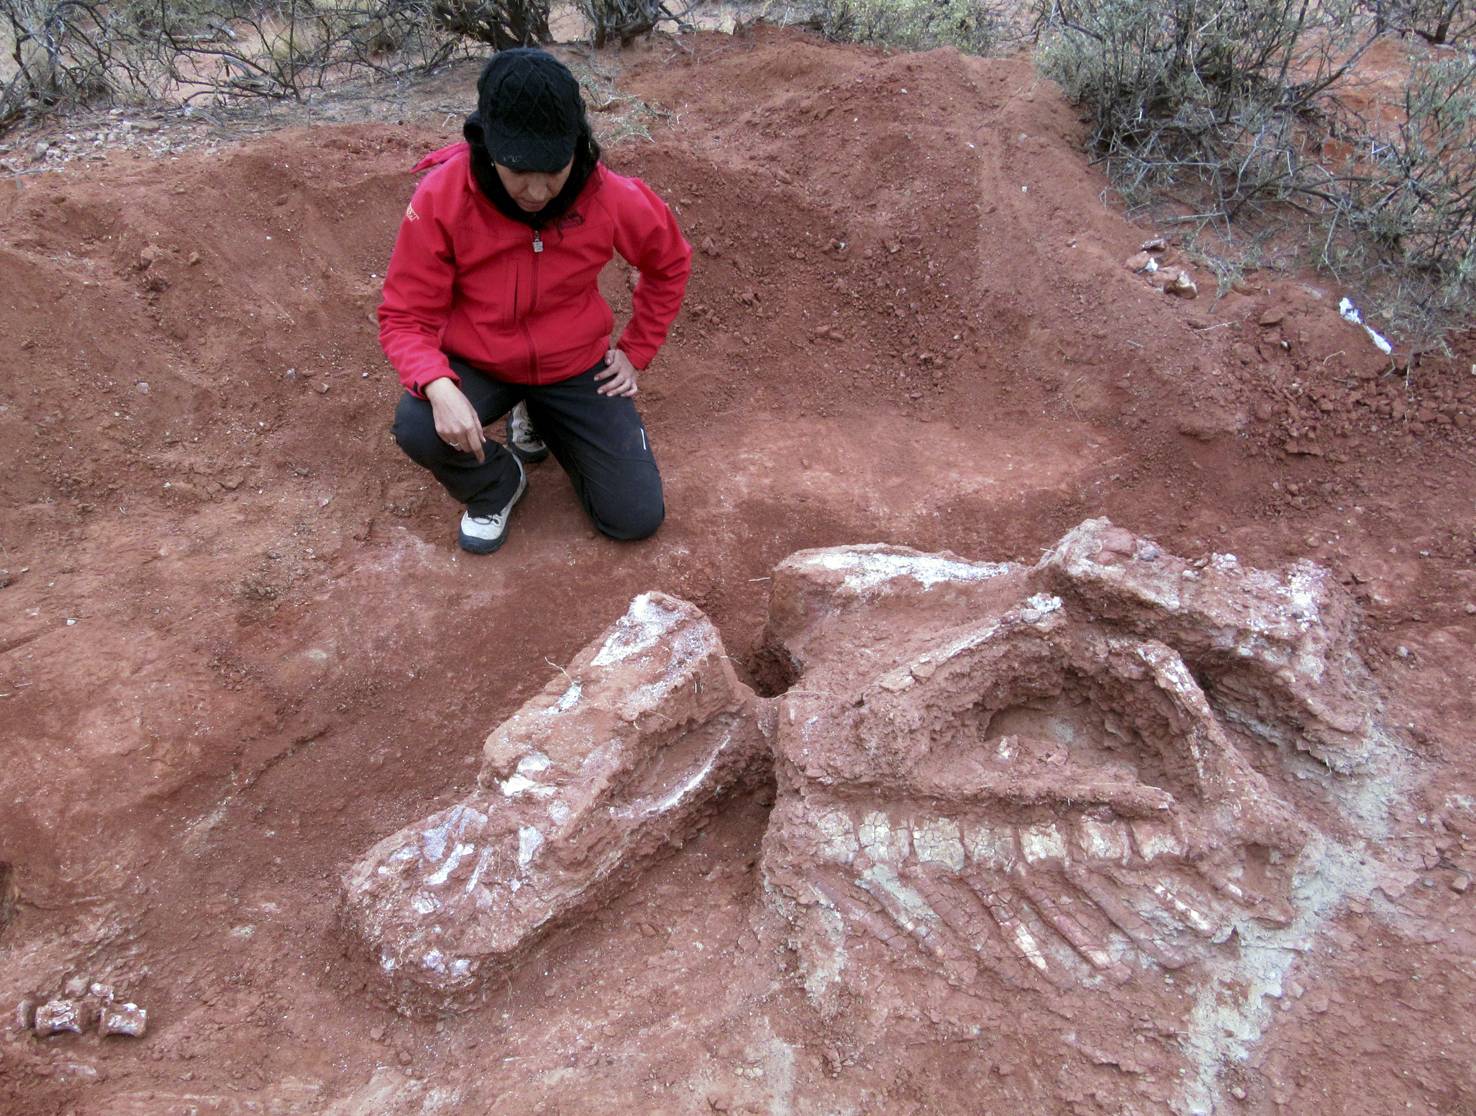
[425,377,486,463]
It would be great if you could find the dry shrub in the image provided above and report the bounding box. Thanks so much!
[0,0,553,126]
[1037,0,1475,349]
[815,0,1014,54]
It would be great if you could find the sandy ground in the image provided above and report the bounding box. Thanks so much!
[1,25,1474,1116]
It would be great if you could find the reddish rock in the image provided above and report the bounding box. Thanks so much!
[342,593,772,1014]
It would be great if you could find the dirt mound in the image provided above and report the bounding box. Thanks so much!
[2,24,1474,1116]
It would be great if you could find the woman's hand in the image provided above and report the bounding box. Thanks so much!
[425,377,486,463]
[595,349,639,397]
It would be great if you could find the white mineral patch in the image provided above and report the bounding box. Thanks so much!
[411,893,441,915]
[591,593,686,666]
[1009,920,1049,972]
[518,752,551,775]
[1021,593,1063,622]
[1210,553,1239,571]
[465,847,494,894]
[500,752,556,798]
[1078,816,1129,862]
[1020,822,1069,864]
[1130,819,1185,860]
[553,682,582,713]
[1284,565,1327,641]
[499,774,553,797]
[420,804,487,862]
[937,620,1000,662]
[425,841,474,886]
[1151,882,1214,934]
[860,863,939,931]
[912,817,966,871]
[965,822,1017,869]
[802,547,1013,592]
[817,810,859,864]
[517,826,544,871]
[859,811,910,863]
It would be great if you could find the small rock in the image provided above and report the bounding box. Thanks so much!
[316,382,330,395]
[132,120,163,133]
[1231,1085,1247,1100]
[188,251,201,266]
[1258,308,1286,327]
[62,976,89,999]
[34,1000,83,1037]
[88,982,115,1002]
[369,1024,386,1041]
[1452,873,1471,894]
[699,236,720,258]
[1140,237,1167,252]
[136,382,150,395]
[14,999,35,1032]
[33,140,49,159]
[1124,251,1153,272]
[99,1002,147,1038]
[1165,270,1198,299]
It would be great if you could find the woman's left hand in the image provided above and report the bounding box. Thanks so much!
[595,349,640,397]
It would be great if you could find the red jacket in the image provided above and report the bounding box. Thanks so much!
[378,143,692,394]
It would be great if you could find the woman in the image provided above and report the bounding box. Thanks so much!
[379,48,692,554]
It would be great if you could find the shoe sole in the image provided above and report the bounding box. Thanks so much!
[458,468,528,555]
[507,441,550,465]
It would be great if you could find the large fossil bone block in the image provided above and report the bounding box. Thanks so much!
[340,593,771,1014]
[1035,518,1371,768]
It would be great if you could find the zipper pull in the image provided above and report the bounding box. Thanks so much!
[532,230,543,254]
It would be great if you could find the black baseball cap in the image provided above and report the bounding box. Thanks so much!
[476,48,583,173]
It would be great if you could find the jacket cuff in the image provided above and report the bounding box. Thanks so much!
[616,339,655,371]
[408,367,460,399]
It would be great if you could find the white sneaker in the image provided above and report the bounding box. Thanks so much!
[457,460,527,555]
[506,401,549,463]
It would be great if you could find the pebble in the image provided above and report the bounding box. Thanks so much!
[1124,251,1153,272]
[1166,269,1198,299]
[1452,873,1471,894]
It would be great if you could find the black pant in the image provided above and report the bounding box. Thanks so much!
[392,357,664,541]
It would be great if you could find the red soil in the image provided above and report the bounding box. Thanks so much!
[1,25,1473,1115]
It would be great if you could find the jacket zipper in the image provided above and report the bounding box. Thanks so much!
[521,229,543,383]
